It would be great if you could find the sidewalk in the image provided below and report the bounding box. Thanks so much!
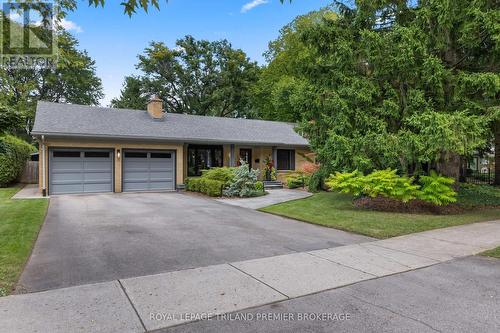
[1,220,499,332]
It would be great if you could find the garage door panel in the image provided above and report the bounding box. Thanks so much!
[84,173,112,182]
[150,182,173,190]
[83,183,111,193]
[123,150,175,192]
[51,184,84,194]
[50,149,113,195]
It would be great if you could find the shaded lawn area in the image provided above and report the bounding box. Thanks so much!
[0,187,48,296]
[481,247,500,258]
[260,191,500,239]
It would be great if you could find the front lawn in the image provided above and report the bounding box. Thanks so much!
[0,187,48,296]
[260,191,500,239]
[481,247,500,259]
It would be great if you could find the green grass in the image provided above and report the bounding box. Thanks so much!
[481,247,500,258]
[260,191,500,239]
[0,187,48,296]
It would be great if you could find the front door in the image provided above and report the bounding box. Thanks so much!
[239,149,252,169]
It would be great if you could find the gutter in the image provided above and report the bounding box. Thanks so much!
[29,131,310,148]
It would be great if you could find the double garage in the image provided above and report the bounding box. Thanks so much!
[49,148,176,195]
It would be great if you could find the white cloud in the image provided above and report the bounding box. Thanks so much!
[59,18,83,33]
[8,12,23,23]
[241,0,269,13]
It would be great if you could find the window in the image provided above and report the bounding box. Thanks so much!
[187,145,223,176]
[84,152,110,158]
[151,153,171,159]
[53,151,80,158]
[277,149,295,171]
[125,152,147,158]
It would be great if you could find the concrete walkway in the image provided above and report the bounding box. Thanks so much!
[215,189,312,209]
[1,220,499,332]
[11,184,46,199]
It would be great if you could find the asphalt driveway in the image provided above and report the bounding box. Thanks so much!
[17,192,371,293]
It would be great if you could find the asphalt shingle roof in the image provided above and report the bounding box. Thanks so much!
[31,101,309,147]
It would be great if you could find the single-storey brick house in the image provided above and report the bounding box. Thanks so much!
[31,98,312,195]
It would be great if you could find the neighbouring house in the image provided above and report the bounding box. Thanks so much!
[31,98,312,195]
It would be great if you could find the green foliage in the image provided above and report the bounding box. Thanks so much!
[260,0,499,176]
[418,171,457,206]
[458,184,500,207]
[223,160,261,197]
[111,76,148,110]
[255,181,264,193]
[115,36,260,118]
[185,177,225,197]
[326,169,456,205]
[0,26,103,136]
[363,170,420,203]
[307,171,323,193]
[0,135,35,186]
[325,170,365,196]
[286,173,309,189]
[201,167,236,184]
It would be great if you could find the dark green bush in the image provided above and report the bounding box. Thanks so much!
[308,171,323,193]
[201,167,236,183]
[0,134,35,187]
[185,177,225,197]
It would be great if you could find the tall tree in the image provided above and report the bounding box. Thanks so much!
[0,27,103,136]
[261,0,499,179]
[110,76,148,110]
[114,36,260,118]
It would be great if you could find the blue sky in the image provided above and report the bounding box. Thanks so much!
[64,0,332,106]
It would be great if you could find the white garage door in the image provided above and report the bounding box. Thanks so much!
[49,149,113,195]
[122,150,175,192]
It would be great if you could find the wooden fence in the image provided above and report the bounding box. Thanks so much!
[20,161,38,184]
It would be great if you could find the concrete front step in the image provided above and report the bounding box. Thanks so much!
[263,181,284,189]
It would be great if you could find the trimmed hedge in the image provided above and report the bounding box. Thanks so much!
[185,177,225,197]
[0,135,35,187]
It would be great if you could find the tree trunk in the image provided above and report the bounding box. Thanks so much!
[436,151,461,189]
[495,122,500,185]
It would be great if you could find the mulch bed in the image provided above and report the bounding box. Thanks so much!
[353,196,465,215]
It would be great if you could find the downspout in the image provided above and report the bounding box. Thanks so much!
[41,135,47,197]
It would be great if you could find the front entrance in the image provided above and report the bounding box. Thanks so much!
[239,149,252,169]
[187,145,223,176]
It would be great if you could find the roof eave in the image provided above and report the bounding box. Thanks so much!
[30,131,310,148]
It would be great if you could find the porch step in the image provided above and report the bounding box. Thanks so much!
[263,181,284,190]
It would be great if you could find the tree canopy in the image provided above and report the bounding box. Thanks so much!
[112,36,260,118]
[0,19,103,136]
[258,0,500,178]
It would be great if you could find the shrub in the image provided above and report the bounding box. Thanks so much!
[286,173,309,189]
[458,184,500,207]
[223,160,261,197]
[326,170,365,196]
[418,171,457,206]
[326,169,456,205]
[255,181,264,193]
[363,169,419,203]
[308,171,323,193]
[0,134,35,187]
[185,177,225,197]
[302,162,320,175]
[201,167,236,183]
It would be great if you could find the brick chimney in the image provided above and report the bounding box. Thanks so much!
[147,95,164,119]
